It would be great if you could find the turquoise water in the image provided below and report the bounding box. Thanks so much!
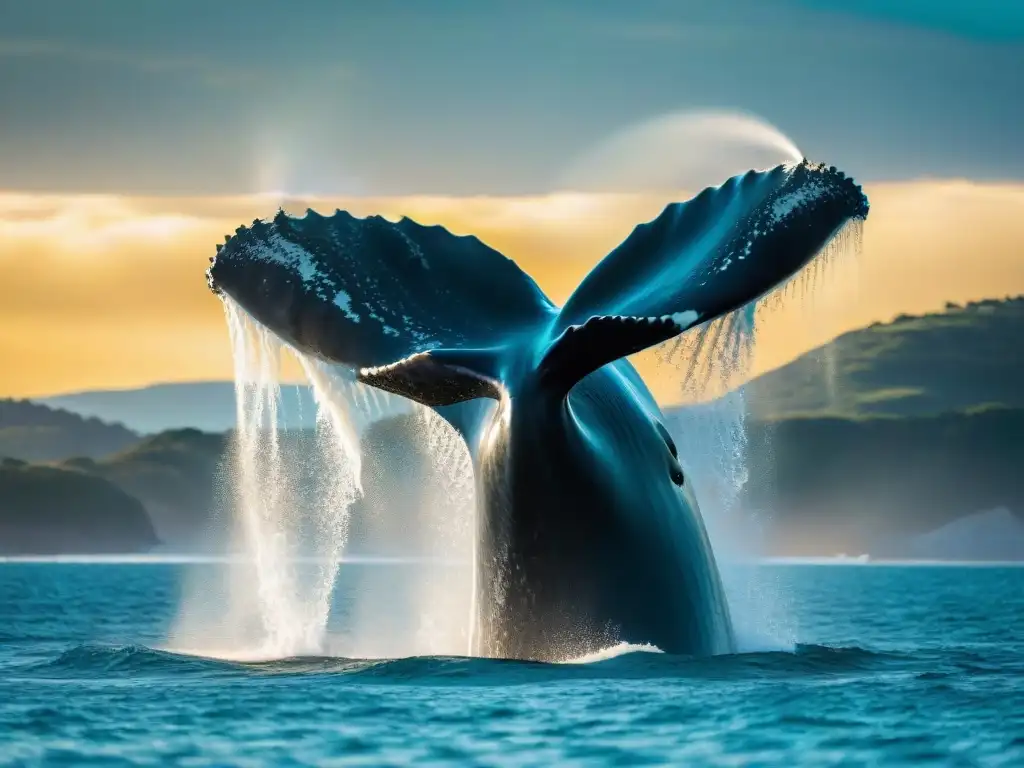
[1,562,1023,766]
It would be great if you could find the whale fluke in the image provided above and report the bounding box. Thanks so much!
[207,209,555,371]
[209,160,867,409]
[529,160,868,396]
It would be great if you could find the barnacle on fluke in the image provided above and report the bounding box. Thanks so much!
[206,159,869,661]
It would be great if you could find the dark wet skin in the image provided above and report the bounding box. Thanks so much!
[206,160,868,661]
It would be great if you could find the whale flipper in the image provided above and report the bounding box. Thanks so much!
[542,160,868,395]
[208,209,556,371]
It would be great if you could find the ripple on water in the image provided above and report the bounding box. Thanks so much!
[2,563,1024,766]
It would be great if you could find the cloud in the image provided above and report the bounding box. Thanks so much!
[0,38,354,90]
[1,182,1023,400]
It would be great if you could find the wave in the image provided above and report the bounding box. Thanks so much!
[558,642,663,664]
[22,642,909,685]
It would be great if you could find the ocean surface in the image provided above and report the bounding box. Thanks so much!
[1,561,1023,767]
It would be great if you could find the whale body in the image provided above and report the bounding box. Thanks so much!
[207,160,869,661]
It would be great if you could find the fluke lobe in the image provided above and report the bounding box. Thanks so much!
[207,160,869,661]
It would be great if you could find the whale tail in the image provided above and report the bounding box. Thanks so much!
[354,160,868,404]
[208,160,868,412]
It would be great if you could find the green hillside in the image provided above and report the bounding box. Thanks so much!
[83,429,230,551]
[0,458,159,555]
[744,297,1024,419]
[0,428,227,555]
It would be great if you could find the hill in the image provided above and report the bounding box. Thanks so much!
[81,429,231,552]
[742,296,1024,419]
[738,405,1024,558]
[0,458,159,555]
[37,380,411,435]
[3,404,1022,559]
[0,399,139,462]
[68,417,460,556]
[0,412,465,556]
[6,296,1023,558]
[39,382,315,435]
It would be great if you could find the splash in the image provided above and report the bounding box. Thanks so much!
[559,642,664,665]
[170,301,361,658]
[417,407,477,655]
[660,219,863,652]
[336,404,475,659]
[171,298,475,661]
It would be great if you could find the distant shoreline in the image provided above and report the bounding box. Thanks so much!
[1,554,1021,567]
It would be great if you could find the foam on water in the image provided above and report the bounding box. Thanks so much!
[560,642,664,665]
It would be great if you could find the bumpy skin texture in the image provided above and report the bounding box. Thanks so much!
[207,160,869,661]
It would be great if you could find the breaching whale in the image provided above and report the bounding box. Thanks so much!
[206,160,869,661]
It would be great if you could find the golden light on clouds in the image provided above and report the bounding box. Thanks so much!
[2,181,1023,402]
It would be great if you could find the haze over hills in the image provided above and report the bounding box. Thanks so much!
[737,405,1024,558]
[4,296,1024,557]
[0,399,139,463]
[39,379,413,436]
[40,382,318,435]
[0,457,159,555]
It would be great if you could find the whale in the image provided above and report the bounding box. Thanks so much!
[206,160,869,661]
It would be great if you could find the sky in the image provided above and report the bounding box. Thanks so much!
[1,0,1022,401]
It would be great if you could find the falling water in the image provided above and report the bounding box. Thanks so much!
[410,406,477,655]
[318,396,475,660]
[658,306,795,651]
[170,302,362,659]
[659,219,864,651]
[171,297,475,660]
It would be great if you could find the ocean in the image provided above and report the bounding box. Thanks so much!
[1,561,1022,766]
